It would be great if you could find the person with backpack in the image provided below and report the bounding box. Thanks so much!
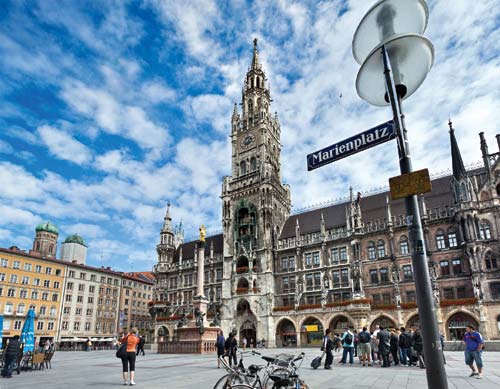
[357,326,372,367]
[376,326,391,367]
[389,329,400,366]
[1,335,21,378]
[321,329,334,369]
[412,328,425,369]
[398,327,413,366]
[216,329,225,368]
[339,327,354,364]
[225,333,238,366]
[353,330,359,359]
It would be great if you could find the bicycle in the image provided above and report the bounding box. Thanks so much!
[229,352,308,389]
[213,350,256,389]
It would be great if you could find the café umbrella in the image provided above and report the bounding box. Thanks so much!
[20,308,36,352]
[0,315,3,348]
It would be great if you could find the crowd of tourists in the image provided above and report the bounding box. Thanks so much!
[320,324,484,379]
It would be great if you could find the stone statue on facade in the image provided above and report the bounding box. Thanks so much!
[210,312,221,327]
[177,312,188,328]
[320,273,329,308]
[391,263,401,284]
[351,260,362,293]
[294,278,304,310]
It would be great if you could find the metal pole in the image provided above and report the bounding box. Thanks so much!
[382,45,448,389]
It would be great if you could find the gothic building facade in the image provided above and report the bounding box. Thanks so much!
[151,40,500,347]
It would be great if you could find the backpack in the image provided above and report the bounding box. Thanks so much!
[359,331,370,343]
[344,332,353,345]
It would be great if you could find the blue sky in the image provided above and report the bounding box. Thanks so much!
[1,0,499,271]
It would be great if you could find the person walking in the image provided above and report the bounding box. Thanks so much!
[371,325,381,364]
[339,327,354,364]
[322,329,334,369]
[440,333,446,365]
[463,325,484,379]
[119,327,140,386]
[353,330,359,359]
[389,329,399,366]
[412,328,425,369]
[242,337,247,351]
[376,326,391,368]
[225,333,238,367]
[358,326,372,367]
[136,335,145,356]
[216,330,226,368]
[398,327,413,366]
[333,333,341,352]
[1,335,21,378]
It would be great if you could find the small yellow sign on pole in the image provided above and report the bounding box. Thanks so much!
[389,168,432,200]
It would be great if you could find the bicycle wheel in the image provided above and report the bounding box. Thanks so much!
[228,385,254,389]
[262,367,289,388]
[213,374,249,389]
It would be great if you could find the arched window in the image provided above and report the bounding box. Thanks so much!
[4,302,13,314]
[435,229,446,249]
[399,236,409,255]
[480,222,492,240]
[368,241,376,260]
[49,244,54,254]
[250,157,257,171]
[39,306,46,315]
[17,303,25,315]
[36,242,40,251]
[448,228,458,248]
[485,252,498,270]
[240,161,247,175]
[377,240,386,258]
[491,283,500,300]
[247,99,253,114]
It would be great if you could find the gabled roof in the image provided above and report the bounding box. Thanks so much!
[172,233,224,262]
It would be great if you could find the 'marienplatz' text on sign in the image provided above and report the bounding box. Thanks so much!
[307,120,395,171]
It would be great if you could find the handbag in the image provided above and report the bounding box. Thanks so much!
[116,336,128,358]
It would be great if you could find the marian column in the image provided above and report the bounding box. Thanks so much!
[193,225,209,325]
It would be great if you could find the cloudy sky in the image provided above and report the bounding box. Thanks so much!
[0,0,499,271]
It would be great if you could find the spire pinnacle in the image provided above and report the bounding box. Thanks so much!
[252,38,260,69]
[449,120,467,180]
[162,201,173,233]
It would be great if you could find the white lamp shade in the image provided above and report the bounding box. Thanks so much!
[352,0,429,65]
[356,33,434,107]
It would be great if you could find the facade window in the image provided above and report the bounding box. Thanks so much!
[216,269,223,281]
[0,259,7,267]
[45,267,52,275]
[479,222,491,240]
[305,253,312,267]
[37,321,44,330]
[452,259,462,274]
[62,321,69,330]
[67,282,73,290]
[41,292,48,301]
[24,263,32,271]
[43,280,50,288]
[0,273,5,281]
[48,322,54,331]
[68,270,75,278]
[50,306,56,316]
[331,248,339,264]
[12,261,20,269]
[80,272,86,280]
[380,268,389,283]
[35,265,42,273]
[39,306,46,315]
[440,260,450,276]
[91,275,96,282]
[312,252,320,266]
[53,281,60,289]
[340,269,349,285]
[33,278,40,286]
[7,288,15,297]
[485,253,498,270]
[377,240,386,258]
[4,303,13,314]
[31,291,38,299]
[78,284,85,292]
[490,283,500,300]
[89,285,95,293]
[436,230,446,249]
[314,272,321,288]
[19,290,28,299]
[368,242,376,260]
[402,265,413,280]
[305,273,313,291]
[16,303,25,314]
[77,296,83,303]
[88,297,94,304]
[406,290,416,302]
[282,276,289,292]
[73,322,80,331]
[448,229,458,248]
[332,270,340,287]
[65,295,72,302]
[14,320,22,330]
[457,287,467,299]
[10,274,17,283]
[370,269,378,284]
[442,288,454,300]
[85,322,91,331]
[339,247,348,263]
[63,307,70,314]
[289,257,295,271]
[21,276,29,285]
[75,308,82,315]
[86,309,93,316]
[399,237,409,255]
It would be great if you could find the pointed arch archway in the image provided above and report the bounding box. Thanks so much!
[446,310,479,341]
[328,314,354,335]
[406,314,420,330]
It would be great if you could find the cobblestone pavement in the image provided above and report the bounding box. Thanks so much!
[1,349,499,389]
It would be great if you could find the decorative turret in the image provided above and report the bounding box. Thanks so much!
[157,202,175,264]
[346,187,363,233]
[174,221,184,249]
[449,120,474,205]
[32,221,58,258]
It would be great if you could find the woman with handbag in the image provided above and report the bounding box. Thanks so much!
[118,327,140,386]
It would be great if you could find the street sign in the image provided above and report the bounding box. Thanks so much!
[389,168,432,200]
[306,120,395,171]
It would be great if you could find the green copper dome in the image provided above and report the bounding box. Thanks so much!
[35,221,59,234]
[63,233,86,246]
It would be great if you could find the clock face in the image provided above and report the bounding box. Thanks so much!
[241,133,255,148]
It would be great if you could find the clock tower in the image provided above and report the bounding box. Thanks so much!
[221,39,291,345]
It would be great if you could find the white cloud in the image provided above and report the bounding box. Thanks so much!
[38,125,92,165]
[0,140,14,154]
[184,94,232,133]
[141,80,176,104]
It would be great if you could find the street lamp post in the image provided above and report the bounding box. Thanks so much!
[353,1,448,388]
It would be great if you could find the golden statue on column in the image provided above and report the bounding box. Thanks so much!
[199,224,206,243]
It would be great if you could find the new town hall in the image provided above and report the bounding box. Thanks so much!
[150,40,500,348]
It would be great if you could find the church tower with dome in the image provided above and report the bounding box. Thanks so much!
[32,221,59,258]
[60,233,88,265]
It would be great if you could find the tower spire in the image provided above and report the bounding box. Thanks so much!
[162,201,173,233]
[252,38,260,70]
[448,119,467,180]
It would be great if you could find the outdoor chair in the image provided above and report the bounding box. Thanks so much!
[19,352,33,372]
[44,351,55,369]
[31,353,45,371]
